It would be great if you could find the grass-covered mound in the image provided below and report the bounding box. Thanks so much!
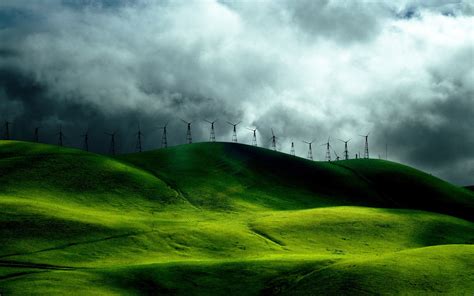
[119,142,473,219]
[0,140,473,295]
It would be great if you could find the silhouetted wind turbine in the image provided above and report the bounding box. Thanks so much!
[338,138,351,160]
[135,124,143,153]
[227,121,241,143]
[359,132,370,159]
[3,121,11,140]
[34,127,40,143]
[321,137,331,162]
[247,127,258,146]
[302,140,315,160]
[104,131,117,155]
[181,119,193,144]
[81,129,89,152]
[159,122,169,148]
[57,125,65,146]
[269,129,278,151]
[205,119,218,142]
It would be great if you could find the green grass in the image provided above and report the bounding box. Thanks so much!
[0,140,473,295]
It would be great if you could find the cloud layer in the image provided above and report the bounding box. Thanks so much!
[0,0,473,184]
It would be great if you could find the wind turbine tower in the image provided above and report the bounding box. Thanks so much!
[205,119,217,142]
[269,129,277,151]
[338,138,351,160]
[290,141,295,156]
[4,121,11,140]
[105,132,116,155]
[159,122,169,148]
[34,127,40,143]
[57,125,64,146]
[322,137,331,162]
[360,133,370,159]
[227,121,241,143]
[135,124,143,153]
[302,140,315,160]
[247,128,258,146]
[81,130,89,152]
[181,119,193,144]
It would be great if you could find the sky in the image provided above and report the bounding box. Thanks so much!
[0,0,473,185]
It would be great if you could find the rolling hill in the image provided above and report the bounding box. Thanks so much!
[0,140,473,295]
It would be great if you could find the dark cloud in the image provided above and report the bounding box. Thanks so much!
[372,47,474,184]
[0,0,473,185]
[280,0,388,43]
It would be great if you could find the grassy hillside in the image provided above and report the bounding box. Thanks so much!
[119,142,474,219]
[0,140,473,295]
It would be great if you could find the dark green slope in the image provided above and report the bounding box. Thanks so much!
[119,142,474,220]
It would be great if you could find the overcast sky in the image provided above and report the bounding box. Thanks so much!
[0,0,473,185]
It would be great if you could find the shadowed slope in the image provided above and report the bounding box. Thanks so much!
[119,142,474,220]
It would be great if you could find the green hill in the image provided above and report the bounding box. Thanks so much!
[0,140,473,295]
[118,142,473,219]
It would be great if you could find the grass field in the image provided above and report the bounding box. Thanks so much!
[0,140,473,295]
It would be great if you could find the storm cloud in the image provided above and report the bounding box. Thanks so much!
[0,0,473,185]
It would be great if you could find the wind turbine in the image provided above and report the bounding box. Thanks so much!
[81,129,89,152]
[302,140,315,160]
[269,129,278,151]
[135,124,143,153]
[34,126,41,143]
[321,137,331,162]
[247,127,258,146]
[205,119,218,142]
[57,125,65,146]
[3,121,11,140]
[359,132,370,159]
[104,131,117,155]
[181,119,193,144]
[338,138,351,160]
[159,121,169,148]
[227,121,241,143]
